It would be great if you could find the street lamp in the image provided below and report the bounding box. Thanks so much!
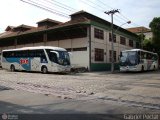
[115,21,131,33]
[112,21,131,73]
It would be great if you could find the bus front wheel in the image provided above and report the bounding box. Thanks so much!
[10,65,15,72]
[42,66,48,74]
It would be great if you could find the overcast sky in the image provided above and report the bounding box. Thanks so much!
[0,0,160,33]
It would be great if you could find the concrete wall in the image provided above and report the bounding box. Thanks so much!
[70,50,89,69]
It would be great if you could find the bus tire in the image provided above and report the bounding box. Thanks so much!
[10,65,15,72]
[41,66,48,74]
[141,65,144,72]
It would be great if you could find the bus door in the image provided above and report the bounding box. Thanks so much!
[30,57,41,71]
[30,52,48,71]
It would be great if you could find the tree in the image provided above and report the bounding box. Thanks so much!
[149,17,160,46]
[138,33,145,48]
[142,39,154,51]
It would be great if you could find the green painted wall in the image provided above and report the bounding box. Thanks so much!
[90,63,119,71]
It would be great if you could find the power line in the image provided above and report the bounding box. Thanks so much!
[84,0,106,10]
[96,0,113,9]
[44,0,77,12]
[35,0,72,15]
[31,0,70,16]
[94,0,142,28]
[50,0,77,11]
[20,0,70,18]
[79,0,104,12]
[79,0,128,25]
[21,0,141,28]
[79,0,138,28]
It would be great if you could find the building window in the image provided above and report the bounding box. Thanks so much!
[120,36,126,45]
[129,40,133,47]
[109,33,116,42]
[95,48,104,61]
[66,47,87,52]
[94,28,104,39]
[109,50,116,62]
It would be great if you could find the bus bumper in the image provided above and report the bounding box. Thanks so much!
[58,66,71,72]
[120,66,138,72]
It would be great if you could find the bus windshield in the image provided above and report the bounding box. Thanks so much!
[58,51,70,66]
[120,51,139,66]
[46,49,70,66]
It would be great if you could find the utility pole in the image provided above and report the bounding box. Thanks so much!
[105,9,119,73]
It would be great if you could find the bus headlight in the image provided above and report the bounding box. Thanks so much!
[134,65,137,68]
[58,59,64,65]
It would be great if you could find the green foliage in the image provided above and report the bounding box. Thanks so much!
[138,34,145,41]
[149,17,160,45]
[142,39,153,51]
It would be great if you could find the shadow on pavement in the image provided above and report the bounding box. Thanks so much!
[0,101,124,120]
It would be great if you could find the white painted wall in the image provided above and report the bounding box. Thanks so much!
[70,50,89,69]
[59,39,71,48]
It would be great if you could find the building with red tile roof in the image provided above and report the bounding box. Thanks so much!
[0,10,140,71]
[127,27,152,40]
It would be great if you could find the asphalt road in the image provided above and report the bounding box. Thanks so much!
[0,69,160,120]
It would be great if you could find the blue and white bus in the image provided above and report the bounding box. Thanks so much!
[119,49,159,72]
[2,46,71,73]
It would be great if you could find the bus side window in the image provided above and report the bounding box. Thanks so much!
[153,55,158,60]
[147,53,151,59]
[144,53,147,59]
[41,53,47,63]
[3,52,7,57]
[141,52,145,59]
[49,52,58,63]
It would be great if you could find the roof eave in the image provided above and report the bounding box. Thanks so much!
[0,21,91,40]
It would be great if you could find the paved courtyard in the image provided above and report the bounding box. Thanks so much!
[0,69,160,119]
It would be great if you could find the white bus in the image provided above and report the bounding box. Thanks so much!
[119,49,159,72]
[1,46,71,73]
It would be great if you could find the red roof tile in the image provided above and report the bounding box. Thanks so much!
[126,27,151,33]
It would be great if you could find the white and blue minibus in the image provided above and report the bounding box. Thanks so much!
[1,46,71,73]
